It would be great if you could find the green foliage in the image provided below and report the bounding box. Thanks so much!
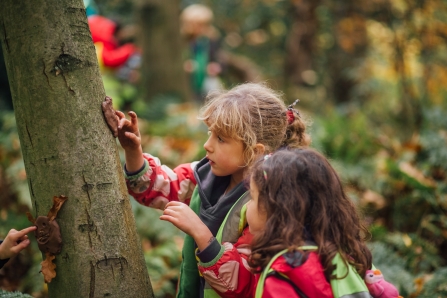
[311,93,446,296]
[132,200,185,246]
[417,267,447,297]
[133,94,181,122]
[132,201,184,297]
[102,73,139,110]
[384,233,442,273]
[419,108,447,171]
[311,107,380,163]
[144,241,182,298]
[0,112,21,166]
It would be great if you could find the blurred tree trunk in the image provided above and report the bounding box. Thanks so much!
[284,0,319,88]
[0,1,154,297]
[327,1,368,103]
[137,0,190,102]
[385,1,422,136]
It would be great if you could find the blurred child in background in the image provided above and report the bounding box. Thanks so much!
[180,4,223,103]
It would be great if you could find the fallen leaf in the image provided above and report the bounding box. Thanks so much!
[41,253,56,283]
[47,195,68,221]
[26,212,36,224]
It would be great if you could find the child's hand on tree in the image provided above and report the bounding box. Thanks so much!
[160,202,213,251]
[116,111,144,172]
[0,226,37,260]
[116,111,141,151]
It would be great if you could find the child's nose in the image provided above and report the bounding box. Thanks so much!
[203,138,212,152]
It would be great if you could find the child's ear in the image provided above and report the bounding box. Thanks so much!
[254,143,265,156]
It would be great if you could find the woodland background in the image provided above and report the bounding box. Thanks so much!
[1,0,447,297]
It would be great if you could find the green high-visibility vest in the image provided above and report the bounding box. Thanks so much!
[176,187,249,298]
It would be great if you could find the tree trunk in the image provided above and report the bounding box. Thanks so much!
[137,0,191,102]
[326,1,368,104]
[0,1,154,297]
[284,0,319,88]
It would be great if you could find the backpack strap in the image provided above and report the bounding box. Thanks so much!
[215,191,249,243]
[255,246,318,298]
[330,253,371,298]
[203,191,249,298]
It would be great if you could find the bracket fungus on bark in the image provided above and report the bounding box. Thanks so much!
[27,195,68,283]
[101,96,119,137]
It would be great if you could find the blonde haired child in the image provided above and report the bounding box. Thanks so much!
[180,4,223,102]
[116,82,310,297]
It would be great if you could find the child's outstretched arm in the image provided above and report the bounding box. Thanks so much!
[198,227,256,298]
[161,205,256,298]
[163,203,256,298]
[116,111,198,210]
[0,226,37,267]
[116,110,144,172]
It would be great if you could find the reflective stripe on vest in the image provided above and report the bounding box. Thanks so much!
[203,191,250,298]
[255,246,318,298]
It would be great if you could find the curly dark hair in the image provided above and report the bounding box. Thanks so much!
[248,148,372,281]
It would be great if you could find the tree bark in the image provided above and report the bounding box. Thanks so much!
[0,1,154,297]
[137,0,191,102]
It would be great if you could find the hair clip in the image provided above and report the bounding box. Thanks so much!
[262,154,272,180]
[287,99,300,110]
[286,99,301,124]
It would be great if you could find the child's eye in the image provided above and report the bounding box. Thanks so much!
[207,131,212,136]
[217,136,224,143]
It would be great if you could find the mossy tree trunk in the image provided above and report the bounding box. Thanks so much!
[0,0,153,297]
[137,0,191,102]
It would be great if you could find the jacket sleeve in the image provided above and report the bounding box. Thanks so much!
[101,43,138,68]
[125,153,198,210]
[197,227,257,298]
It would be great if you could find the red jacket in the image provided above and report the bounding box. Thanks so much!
[196,228,333,298]
[124,153,198,209]
[197,226,257,297]
[88,15,137,68]
[258,251,334,298]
